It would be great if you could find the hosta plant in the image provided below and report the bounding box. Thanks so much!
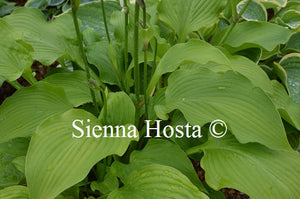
[0,0,300,198]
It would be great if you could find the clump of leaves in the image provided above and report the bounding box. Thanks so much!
[0,0,300,199]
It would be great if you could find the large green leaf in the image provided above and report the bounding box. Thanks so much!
[108,164,209,199]
[156,67,291,151]
[0,153,24,187]
[147,40,231,96]
[0,82,73,143]
[43,70,92,107]
[270,80,300,130]
[62,1,120,40]
[157,0,227,42]
[111,139,205,191]
[0,186,28,199]
[26,109,138,199]
[0,19,32,81]
[279,53,300,104]
[187,134,300,199]
[4,7,83,66]
[212,21,291,52]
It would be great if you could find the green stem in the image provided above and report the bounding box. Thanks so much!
[217,0,251,45]
[134,2,140,102]
[151,37,158,76]
[124,0,129,93]
[71,1,99,113]
[142,4,149,119]
[7,80,22,90]
[101,0,111,43]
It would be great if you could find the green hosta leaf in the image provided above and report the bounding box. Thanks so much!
[156,67,291,151]
[0,186,29,199]
[43,70,92,107]
[12,156,26,174]
[0,19,32,81]
[91,169,119,194]
[0,82,73,143]
[270,80,300,130]
[157,0,227,42]
[281,10,300,29]
[99,92,135,125]
[234,48,262,63]
[25,0,48,9]
[258,0,287,8]
[47,0,65,6]
[279,53,300,104]
[212,21,291,52]
[63,1,120,40]
[4,7,83,66]
[26,109,138,199]
[189,134,300,199]
[0,138,29,157]
[111,139,205,191]
[237,0,267,21]
[285,32,300,52]
[0,76,4,87]
[148,39,231,96]
[86,41,121,86]
[0,153,24,187]
[108,164,209,199]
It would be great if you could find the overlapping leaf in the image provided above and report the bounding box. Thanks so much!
[237,0,267,21]
[156,67,291,151]
[191,134,300,199]
[0,186,28,199]
[26,109,138,199]
[0,82,73,143]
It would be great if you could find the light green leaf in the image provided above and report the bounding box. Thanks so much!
[281,10,300,29]
[0,82,73,143]
[86,41,120,86]
[0,19,32,81]
[157,0,227,42]
[157,67,291,151]
[4,7,83,66]
[108,164,209,199]
[189,134,300,199]
[0,153,24,187]
[43,70,92,107]
[147,39,231,96]
[12,156,26,174]
[62,1,120,40]
[212,21,291,52]
[111,139,205,191]
[279,53,300,104]
[91,169,119,195]
[258,0,287,8]
[26,109,138,199]
[270,80,300,130]
[0,186,29,199]
[99,92,135,125]
[285,32,300,52]
[237,0,267,21]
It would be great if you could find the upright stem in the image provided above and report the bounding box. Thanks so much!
[141,3,149,119]
[134,2,140,101]
[151,38,158,76]
[124,0,129,79]
[71,1,99,113]
[217,0,251,45]
[101,0,111,43]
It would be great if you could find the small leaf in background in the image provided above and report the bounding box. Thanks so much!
[258,0,287,8]
[0,19,32,81]
[0,138,29,157]
[0,0,17,17]
[285,32,300,53]
[157,67,291,151]
[212,21,291,52]
[269,80,300,131]
[0,185,29,199]
[157,0,227,42]
[91,169,119,195]
[26,109,138,199]
[237,0,267,21]
[196,134,300,199]
[0,153,24,188]
[279,53,300,104]
[111,139,206,192]
[280,10,300,29]
[12,156,26,174]
[0,82,73,143]
[108,164,209,199]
